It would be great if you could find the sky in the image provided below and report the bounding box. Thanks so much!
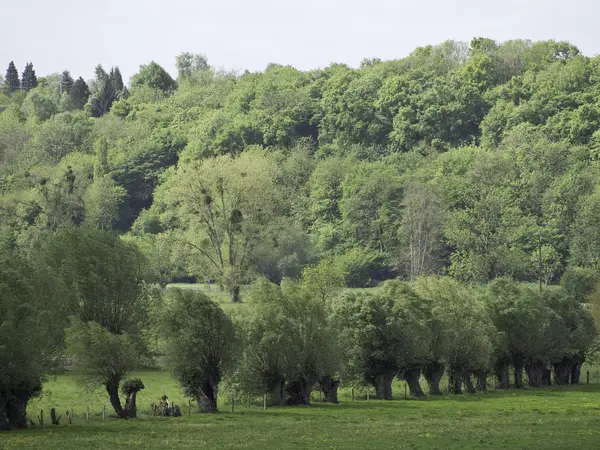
[1,0,598,83]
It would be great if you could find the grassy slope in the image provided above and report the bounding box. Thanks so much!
[2,372,600,449]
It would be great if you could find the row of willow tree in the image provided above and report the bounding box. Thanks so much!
[1,227,597,429]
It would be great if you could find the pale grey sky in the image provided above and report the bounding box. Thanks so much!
[1,0,597,83]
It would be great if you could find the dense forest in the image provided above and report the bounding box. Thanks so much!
[2,38,600,429]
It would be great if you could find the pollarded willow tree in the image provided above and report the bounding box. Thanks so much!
[236,278,340,406]
[37,228,150,418]
[156,151,278,302]
[332,291,404,400]
[0,241,61,430]
[415,277,495,394]
[160,289,237,412]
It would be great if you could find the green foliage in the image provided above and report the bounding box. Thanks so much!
[152,151,278,300]
[65,319,140,390]
[33,228,149,334]
[132,61,177,94]
[333,247,385,288]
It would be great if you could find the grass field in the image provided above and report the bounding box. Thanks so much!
[2,371,600,449]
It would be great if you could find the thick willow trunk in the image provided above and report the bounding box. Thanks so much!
[424,361,444,395]
[373,373,395,400]
[570,360,581,384]
[514,360,524,388]
[403,367,425,397]
[197,380,218,413]
[319,376,339,403]
[495,361,510,389]
[463,372,476,394]
[553,358,573,385]
[542,368,552,386]
[448,371,462,394]
[270,378,285,406]
[0,390,31,430]
[286,377,315,405]
[0,395,8,431]
[476,371,487,392]
[106,379,125,418]
[525,360,548,387]
[123,391,139,418]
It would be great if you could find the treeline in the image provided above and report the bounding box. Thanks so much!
[0,226,597,429]
[2,39,600,290]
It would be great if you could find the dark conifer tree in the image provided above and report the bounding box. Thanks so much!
[21,62,37,92]
[70,77,90,109]
[61,70,75,94]
[4,61,20,93]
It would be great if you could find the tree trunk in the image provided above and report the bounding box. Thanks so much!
[570,360,581,384]
[319,376,339,403]
[373,373,394,400]
[542,367,552,386]
[270,378,285,406]
[424,361,444,395]
[463,372,476,394]
[495,362,510,389]
[525,360,548,387]
[197,379,218,413]
[448,370,462,394]
[230,285,241,303]
[6,396,28,429]
[123,391,138,418]
[403,367,425,397]
[553,358,572,385]
[514,361,524,389]
[476,371,487,392]
[0,395,8,431]
[286,377,314,405]
[106,379,125,418]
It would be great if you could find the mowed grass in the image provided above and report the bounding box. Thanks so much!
[3,371,600,449]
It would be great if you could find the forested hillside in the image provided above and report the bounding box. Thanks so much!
[1,38,600,294]
[4,37,600,432]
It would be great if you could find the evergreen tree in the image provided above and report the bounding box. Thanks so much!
[86,65,128,117]
[61,70,74,94]
[21,62,37,92]
[4,61,20,94]
[70,77,90,109]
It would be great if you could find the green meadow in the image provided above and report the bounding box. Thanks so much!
[2,371,600,449]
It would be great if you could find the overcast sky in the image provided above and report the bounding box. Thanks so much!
[1,0,597,83]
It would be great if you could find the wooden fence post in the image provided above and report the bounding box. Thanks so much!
[351,388,355,402]
[263,394,267,410]
[103,404,106,421]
